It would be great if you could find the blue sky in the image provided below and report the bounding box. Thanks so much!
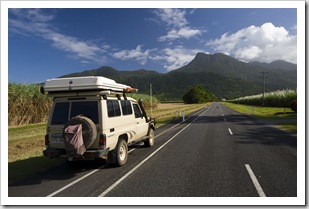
[8,6,298,83]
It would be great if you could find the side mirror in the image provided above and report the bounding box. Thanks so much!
[40,86,45,94]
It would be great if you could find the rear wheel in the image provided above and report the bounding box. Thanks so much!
[144,128,154,147]
[115,139,128,166]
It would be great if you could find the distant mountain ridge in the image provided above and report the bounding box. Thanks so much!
[61,53,297,101]
[249,59,297,71]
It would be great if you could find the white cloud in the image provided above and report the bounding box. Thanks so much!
[159,27,202,42]
[10,8,55,23]
[154,8,187,28]
[112,45,152,65]
[154,8,203,42]
[207,22,297,63]
[151,46,206,71]
[9,9,105,64]
[46,32,101,61]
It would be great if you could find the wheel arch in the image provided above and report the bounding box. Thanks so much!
[118,133,128,143]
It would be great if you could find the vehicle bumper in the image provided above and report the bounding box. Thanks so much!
[43,147,110,160]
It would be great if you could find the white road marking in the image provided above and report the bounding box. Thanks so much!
[46,106,209,197]
[47,165,105,197]
[245,164,266,197]
[155,106,207,138]
[228,128,233,135]
[98,107,210,197]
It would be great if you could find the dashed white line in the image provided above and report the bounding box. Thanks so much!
[245,164,266,197]
[228,128,233,135]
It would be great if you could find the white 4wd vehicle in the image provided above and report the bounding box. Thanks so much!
[42,76,155,166]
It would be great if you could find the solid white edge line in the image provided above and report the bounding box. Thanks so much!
[155,105,208,138]
[98,107,210,197]
[228,128,233,135]
[245,164,266,197]
[47,165,105,197]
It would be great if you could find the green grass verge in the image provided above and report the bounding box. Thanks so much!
[9,123,46,142]
[222,102,297,134]
[153,103,208,127]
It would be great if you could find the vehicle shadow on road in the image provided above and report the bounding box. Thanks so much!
[8,156,106,187]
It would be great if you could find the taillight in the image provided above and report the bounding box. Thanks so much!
[45,134,50,146]
[99,134,106,148]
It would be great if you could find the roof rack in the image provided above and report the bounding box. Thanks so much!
[40,76,138,95]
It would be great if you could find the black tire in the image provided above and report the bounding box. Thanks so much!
[144,128,154,147]
[115,139,128,167]
[63,115,97,148]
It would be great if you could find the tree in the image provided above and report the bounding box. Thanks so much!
[183,85,217,104]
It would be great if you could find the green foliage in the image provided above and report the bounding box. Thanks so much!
[229,89,297,108]
[128,93,159,110]
[8,83,52,126]
[183,85,217,104]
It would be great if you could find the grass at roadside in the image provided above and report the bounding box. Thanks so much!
[152,103,208,127]
[8,102,208,184]
[8,124,65,184]
[222,102,297,134]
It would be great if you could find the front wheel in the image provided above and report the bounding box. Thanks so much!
[144,128,154,147]
[115,139,128,166]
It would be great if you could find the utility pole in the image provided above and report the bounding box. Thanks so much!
[260,69,269,106]
[150,83,153,119]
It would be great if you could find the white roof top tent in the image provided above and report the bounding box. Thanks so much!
[41,76,138,95]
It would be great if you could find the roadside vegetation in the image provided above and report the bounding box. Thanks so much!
[222,102,297,134]
[225,89,297,134]
[9,83,52,126]
[229,89,297,109]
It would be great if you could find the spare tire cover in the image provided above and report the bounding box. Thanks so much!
[63,115,97,148]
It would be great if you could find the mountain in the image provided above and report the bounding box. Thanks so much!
[60,53,297,101]
[250,59,297,71]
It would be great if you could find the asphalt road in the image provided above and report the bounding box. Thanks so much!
[8,103,297,199]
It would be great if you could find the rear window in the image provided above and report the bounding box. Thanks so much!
[71,101,99,123]
[51,101,99,125]
[51,102,70,125]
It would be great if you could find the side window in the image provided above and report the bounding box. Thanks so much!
[107,100,121,117]
[51,102,70,125]
[121,100,133,116]
[133,104,142,118]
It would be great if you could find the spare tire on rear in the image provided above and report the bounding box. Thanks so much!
[63,115,97,148]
